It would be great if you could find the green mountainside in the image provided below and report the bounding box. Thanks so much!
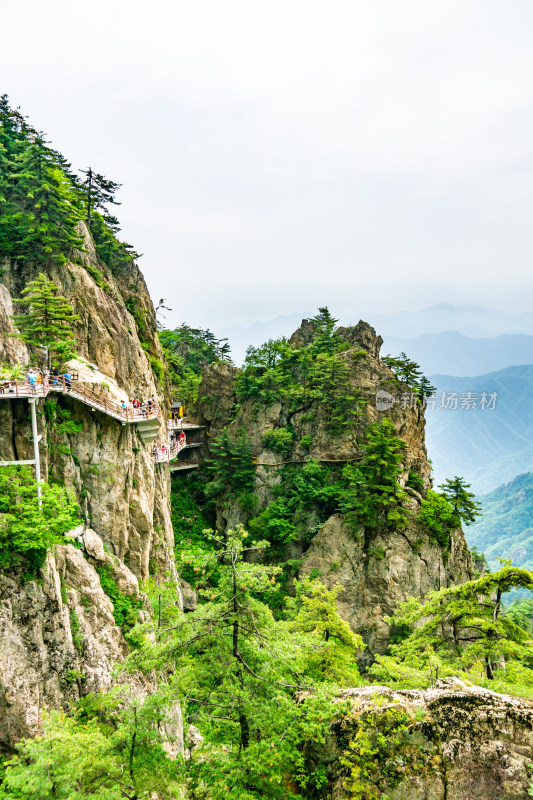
[467,472,533,570]
[3,99,533,799]
[425,365,533,493]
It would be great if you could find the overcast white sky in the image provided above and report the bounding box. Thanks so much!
[2,0,533,331]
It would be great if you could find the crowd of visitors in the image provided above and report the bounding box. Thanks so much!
[0,367,74,394]
[121,396,158,418]
[151,429,187,462]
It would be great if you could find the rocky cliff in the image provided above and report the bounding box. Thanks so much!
[197,319,474,662]
[0,228,181,755]
[305,679,533,799]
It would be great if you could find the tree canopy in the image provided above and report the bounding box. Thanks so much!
[11,272,79,366]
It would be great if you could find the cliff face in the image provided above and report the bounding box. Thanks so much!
[198,319,474,662]
[0,230,180,754]
[306,680,533,800]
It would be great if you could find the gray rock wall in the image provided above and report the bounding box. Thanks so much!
[0,238,182,754]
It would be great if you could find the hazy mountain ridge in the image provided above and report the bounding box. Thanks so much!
[425,365,533,494]
[466,472,533,572]
[219,304,533,366]
[382,331,533,377]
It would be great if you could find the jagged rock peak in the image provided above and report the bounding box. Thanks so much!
[288,316,383,358]
[337,320,383,358]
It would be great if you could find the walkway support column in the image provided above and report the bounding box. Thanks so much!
[29,397,42,510]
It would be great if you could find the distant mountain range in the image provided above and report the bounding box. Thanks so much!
[466,472,533,572]
[382,331,533,377]
[219,303,533,366]
[424,365,533,494]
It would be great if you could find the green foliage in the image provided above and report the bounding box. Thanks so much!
[159,324,232,408]
[300,434,312,450]
[11,273,79,366]
[286,578,365,683]
[148,354,165,383]
[234,307,366,432]
[340,705,426,800]
[0,95,139,278]
[95,564,142,636]
[417,490,457,549]
[0,95,84,267]
[0,698,184,800]
[375,566,533,682]
[123,526,351,799]
[506,597,533,636]
[416,477,481,551]
[439,476,481,526]
[470,544,489,576]
[125,298,148,335]
[406,469,425,493]
[170,482,216,587]
[203,427,255,501]
[381,351,436,398]
[339,420,409,531]
[262,426,295,454]
[0,465,81,569]
[248,461,339,547]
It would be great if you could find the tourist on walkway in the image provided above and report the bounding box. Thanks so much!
[27,370,37,392]
[64,371,72,391]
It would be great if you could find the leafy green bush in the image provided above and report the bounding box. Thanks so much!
[262,427,295,454]
[406,469,425,493]
[171,483,217,587]
[417,490,458,548]
[95,564,142,635]
[0,466,81,569]
[249,461,339,547]
[203,428,255,500]
[300,434,312,450]
[148,355,165,383]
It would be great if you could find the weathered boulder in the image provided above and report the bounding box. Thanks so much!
[300,513,473,663]
[313,680,533,800]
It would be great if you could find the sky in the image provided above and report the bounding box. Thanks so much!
[2,0,533,332]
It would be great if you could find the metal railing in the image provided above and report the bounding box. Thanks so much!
[168,417,204,431]
[170,458,198,470]
[0,374,162,424]
[150,438,187,463]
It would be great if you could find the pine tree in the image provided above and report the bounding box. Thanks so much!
[288,578,364,682]
[124,526,348,799]
[79,167,121,225]
[439,476,481,526]
[310,306,339,354]
[376,565,533,681]
[360,418,409,528]
[11,273,80,367]
[14,134,84,263]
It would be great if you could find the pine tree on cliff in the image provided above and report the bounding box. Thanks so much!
[439,476,481,526]
[14,133,84,264]
[11,273,80,368]
[310,306,339,354]
[78,167,121,226]
[361,418,409,528]
[377,565,533,681]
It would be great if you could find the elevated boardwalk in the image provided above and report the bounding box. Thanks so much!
[151,437,202,465]
[0,371,206,470]
[0,375,162,442]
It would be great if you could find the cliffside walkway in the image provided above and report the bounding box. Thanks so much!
[151,437,201,464]
[0,374,205,471]
[0,375,162,426]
